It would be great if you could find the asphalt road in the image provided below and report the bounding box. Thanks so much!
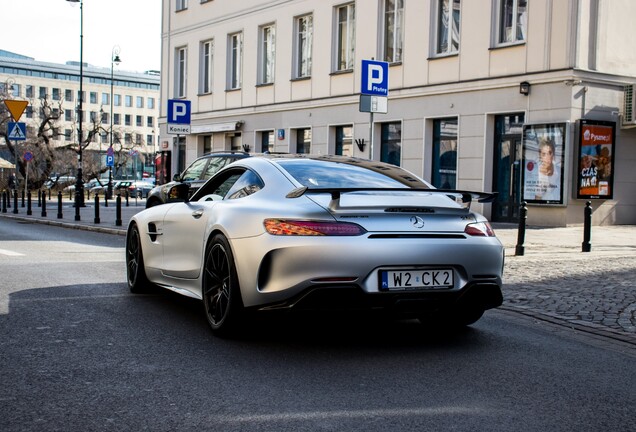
[1,219,635,431]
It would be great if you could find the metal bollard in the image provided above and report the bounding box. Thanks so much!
[125,190,130,207]
[582,201,592,252]
[21,189,25,208]
[115,194,122,226]
[515,201,527,256]
[94,194,100,224]
[38,190,42,207]
[6,190,10,209]
[41,192,47,217]
[13,190,18,214]
[27,191,32,216]
[57,191,63,219]
[104,192,109,208]
[2,191,6,213]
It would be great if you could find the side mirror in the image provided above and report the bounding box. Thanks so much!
[167,183,190,202]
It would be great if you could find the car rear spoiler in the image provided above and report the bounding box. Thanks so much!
[286,187,497,211]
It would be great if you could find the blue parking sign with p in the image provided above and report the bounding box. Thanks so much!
[167,99,191,124]
[361,60,389,97]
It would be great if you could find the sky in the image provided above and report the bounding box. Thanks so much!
[4,0,161,73]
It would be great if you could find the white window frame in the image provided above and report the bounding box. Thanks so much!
[258,24,276,85]
[176,0,187,12]
[334,3,355,72]
[381,0,404,63]
[434,0,461,56]
[495,0,527,45]
[175,46,187,98]
[199,39,214,94]
[293,14,313,79]
[227,32,243,90]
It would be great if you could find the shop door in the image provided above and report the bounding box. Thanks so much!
[492,114,524,222]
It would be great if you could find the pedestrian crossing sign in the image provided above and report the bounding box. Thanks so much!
[7,122,26,141]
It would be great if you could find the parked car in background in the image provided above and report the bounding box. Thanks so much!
[127,154,504,337]
[128,180,155,198]
[90,180,134,197]
[145,151,250,208]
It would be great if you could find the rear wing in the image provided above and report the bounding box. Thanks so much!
[286,187,497,211]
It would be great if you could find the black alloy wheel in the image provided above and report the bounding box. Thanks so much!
[203,234,244,336]
[126,224,151,293]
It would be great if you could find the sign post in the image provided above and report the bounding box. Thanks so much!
[360,60,389,159]
[3,100,29,192]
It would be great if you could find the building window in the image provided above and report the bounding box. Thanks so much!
[39,87,47,99]
[77,90,85,103]
[52,88,60,101]
[114,113,120,125]
[147,134,154,146]
[227,33,242,90]
[89,92,96,104]
[125,95,132,107]
[383,0,404,63]
[258,24,276,85]
[294,14,313,78]
[199,39,214,94]
[102,112,109,124]
[65,109,73,122]
[65,129,72,141]
[136,96,144,108]
[147,116,154,127]
[148,97,155,109]
[102,93,110,105]
[435,0,460,55]
[380,122,401,166]
[136,134,142,145]
[203,136,212,154]
[176,46,188,97]
[125,114,131,126]
[25,106,33,118]
[335,125,353,156]
[296,128,311,154]
[125,133,132,145]
[136,115,142,127]
[497,0,527,44]
[432,118,458,189]
[176,0,187,12]
[26,85,34,98]
[114,94,121,106]
[101,132,108,143]
[335,3,355,71]
[10,84,20,97]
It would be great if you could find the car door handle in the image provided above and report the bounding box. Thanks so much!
[192,209,204,219]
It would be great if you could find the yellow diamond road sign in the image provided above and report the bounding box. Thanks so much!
[4,100,29,121]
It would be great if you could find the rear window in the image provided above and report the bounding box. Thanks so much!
[277,159,431,189]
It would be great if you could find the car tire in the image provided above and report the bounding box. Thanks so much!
[202,234,245,337]
[126,224,153,293]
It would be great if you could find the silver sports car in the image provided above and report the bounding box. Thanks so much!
[126,155,504,336]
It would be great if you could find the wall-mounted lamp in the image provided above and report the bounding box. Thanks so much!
[519,81,531,96]
[355,138,366,152]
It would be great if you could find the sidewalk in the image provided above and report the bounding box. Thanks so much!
[2,197,635,345]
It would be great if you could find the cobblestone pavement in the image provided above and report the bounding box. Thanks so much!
[495,226,636,345]
[2,198,635,345]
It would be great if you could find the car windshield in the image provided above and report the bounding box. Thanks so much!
[277,159,432,189]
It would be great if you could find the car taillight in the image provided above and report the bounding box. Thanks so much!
[464,221,495,237]
[264,219,366,236]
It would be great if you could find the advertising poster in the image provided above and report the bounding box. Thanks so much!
[522,123,567,204]
[577,120,615,199]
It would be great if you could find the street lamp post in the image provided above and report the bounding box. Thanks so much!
[108,46,121,199]
[67,0,84,212]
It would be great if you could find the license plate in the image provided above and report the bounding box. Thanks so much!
[380,269,454,291]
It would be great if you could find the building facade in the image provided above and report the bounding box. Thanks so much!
[0,50,160,181]
[159,0,636,226]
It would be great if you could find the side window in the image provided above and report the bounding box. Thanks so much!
[181,158,209,181]
[203,157,237,180]
[225,170,264,200]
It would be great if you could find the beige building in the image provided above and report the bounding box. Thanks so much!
[159,0,636,226]
[0,50,160,180]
